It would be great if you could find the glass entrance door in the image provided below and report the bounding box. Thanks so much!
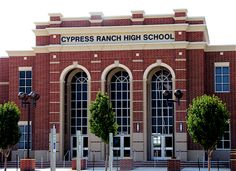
[152,134,172,160]
[71,135,88,158]
[113,135,131,159]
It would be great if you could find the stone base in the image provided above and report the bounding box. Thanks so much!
[120,158,133,171]
[72,158,87,170]
[167,159,180,171]
[20,159,35,171]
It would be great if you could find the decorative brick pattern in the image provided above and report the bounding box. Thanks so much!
[167,159,180,171]
[120,158,133,171]
[20,159,35,171]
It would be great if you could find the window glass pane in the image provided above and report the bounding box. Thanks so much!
[223,67,229,74]
[26,71,32,78]
[215,76,222,83]
[215,84,222,92]
[83,137,88,147]
[223,76,229,83]
[223,84,229,91]
[124,150,130,157]
[215,67,221,74]
[113,137,120,147]
[124,137,130,147]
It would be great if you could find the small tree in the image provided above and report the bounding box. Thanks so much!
[89,92,118,171]
[187,95,229,171]
[0,102,21,171]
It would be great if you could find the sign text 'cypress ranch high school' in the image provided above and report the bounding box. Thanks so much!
[60,33,175,45]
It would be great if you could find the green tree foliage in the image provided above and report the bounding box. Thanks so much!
[187,95,229,171]
[89,92,118,143]
[89,92,118,170]
[0,102,21,171]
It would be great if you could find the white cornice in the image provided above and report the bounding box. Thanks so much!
[32,29,48,36]
[6,51,35,57]
[49,21,62,25]
[174,17,187,21]
[32,42,191,53]
[206,45,236,52]
[174,9,188,13]
[33,24,209,41]
[33,24,189,36]
[187,42,207,49]
[49,13,63,17]
[34,22,49,26]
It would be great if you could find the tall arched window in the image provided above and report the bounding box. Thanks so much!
[109,70,131,158]
[150,67,173,160]
[70,71,88,158]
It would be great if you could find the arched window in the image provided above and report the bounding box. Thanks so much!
[150,67,173,159]
[70,71,88,158]
[109,70,131,158]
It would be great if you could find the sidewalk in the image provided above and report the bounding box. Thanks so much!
[0,167,231,171]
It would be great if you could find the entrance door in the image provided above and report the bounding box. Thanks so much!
[113,135,131,159]
[71,135,88,158]
[151,134,172,160]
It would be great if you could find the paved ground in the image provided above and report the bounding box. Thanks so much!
[0,167,231,171]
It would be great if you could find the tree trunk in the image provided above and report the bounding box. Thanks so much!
[4,156,7,171]
[207,150,213,171]
[3,148,11,171]
[104,143,108,171]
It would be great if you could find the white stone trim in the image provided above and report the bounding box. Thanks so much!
[18,121,31,125]
[50,81,60,84]
[49,112,60,114]
[18,67,32,71]
[89,20,103,23]
[59,63,91,159]
[143,61,176,160]
[33,42,191,53]
[206,45,236,52]
[7,51,35,57]
[91,60,101,63]
[214,62,230,67]
[0,82,9,85]
[133,70,143,72]
[174,9,188,13]
[101,63,133,91]
[49,13,63,17]
[175,58,186,62]
[132,59,143,63]
[49,21,62,25]
[32,29,48,36]
[174,17,187,21]
[49,101,60,104]
[34,22,49,26]
[50,61,60,64]
[131,18,144,22]
[33,24,189,36]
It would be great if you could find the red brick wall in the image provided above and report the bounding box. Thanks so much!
[187,32,204,42]
[0,58,9,103]
[36,36,50,46]
[205,51,236,149]
[33,53,50,150]
[187,49,205,150]
[8,56,34,120]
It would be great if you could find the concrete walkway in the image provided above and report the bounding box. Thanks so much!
[0,167,231,171]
